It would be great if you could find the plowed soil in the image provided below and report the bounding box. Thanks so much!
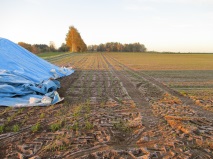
[0,53,213,159]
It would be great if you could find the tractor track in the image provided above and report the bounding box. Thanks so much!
[101,53,160,128]
[104,53,213,121]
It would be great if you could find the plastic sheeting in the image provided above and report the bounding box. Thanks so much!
[0,38,74,107]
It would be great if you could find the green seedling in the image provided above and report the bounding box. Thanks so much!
[31,122,40,132]
[72,122,79,131]
[13,124,20,132]
[40,113,45,118]
[113,120,131,132]
[85,121,93,130]
[50,123,61,132]
[7,117,13,123]
[0,125,5,133]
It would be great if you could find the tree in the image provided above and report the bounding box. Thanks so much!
[49,41,56,52]
[34,44,49,53]
[97,44,105,52]
[18,42,60,54]
[31,45,39,54]
[65,26,87,52]
[58,43,69,52]
[18,42,33,52]
[88,42,146,52]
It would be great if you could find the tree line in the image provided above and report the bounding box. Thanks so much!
[87,42,146,52]
[18,26,147,54]
[18,41,69,54]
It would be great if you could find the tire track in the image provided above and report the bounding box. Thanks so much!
[101,53,161,132]
[102,53,213,158]
[105,53,213,120]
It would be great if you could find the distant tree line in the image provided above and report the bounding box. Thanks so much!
[18,41,69,54]
[18,26,147,54]
[87,42,146,52]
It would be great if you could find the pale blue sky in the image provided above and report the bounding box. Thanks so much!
[0,0,213,52]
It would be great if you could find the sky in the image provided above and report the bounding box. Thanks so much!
[0,0,213,52]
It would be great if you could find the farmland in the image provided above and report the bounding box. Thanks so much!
[1,52,213,158]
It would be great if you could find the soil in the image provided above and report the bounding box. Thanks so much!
[0,53,213,159]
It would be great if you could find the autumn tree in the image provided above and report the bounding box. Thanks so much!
[66,26,87,52]
[18,42,33,52]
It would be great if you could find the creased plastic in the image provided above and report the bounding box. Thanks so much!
[0,38,74,107]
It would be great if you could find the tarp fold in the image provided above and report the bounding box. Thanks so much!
[0,38,74,107]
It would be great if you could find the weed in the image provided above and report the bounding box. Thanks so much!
[0,125,5,133]
[31,122,40,132]
[7,117,12,123]
[85,121,93,130]
[22,115,29,125]
[17,108,24,114]
[86,99,90,106]
[84,105,91,114]
[72,122,79,131]
[50,123,61,132]
[116,97,123,104]
[113,120,131,132]
[73,111,80,119]
[13,124,20,132]
[59,145,66,151]
[40,113,45,118]
[73,105,82,119]
[66,125,73,131]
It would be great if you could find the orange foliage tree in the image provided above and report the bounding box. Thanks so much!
[18,42,40,54]
[66,26,87,52]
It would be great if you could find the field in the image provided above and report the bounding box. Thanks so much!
[0,52,213,158]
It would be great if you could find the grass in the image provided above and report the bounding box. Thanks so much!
[72,122,79,131]
[141,70,213,96]
[38,52,213,71]
[0,125,4,133]
[107,52,213,70]
[40,113,45,119]
[50,123,61,132]
[31,122,41,133]
[113,120,131,132]
[37,52,69,58]
[84,121,93,130]
[141,70,213,81]
[12,124,20,132]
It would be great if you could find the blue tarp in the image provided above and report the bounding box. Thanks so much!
[0,38,74,107]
